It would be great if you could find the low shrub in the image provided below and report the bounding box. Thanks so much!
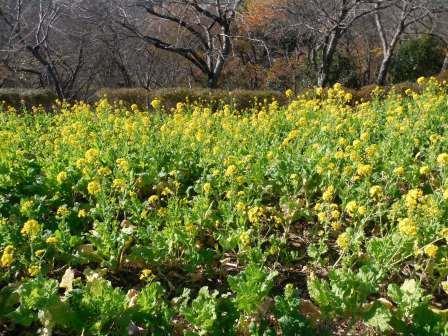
[346,81,422,104]
[0,88,57,111]
[96,87,150,108]
[96,87,287,111]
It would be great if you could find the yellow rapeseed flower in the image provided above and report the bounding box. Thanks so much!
[345,201,358,217]
[417,76,426,86]
[437,153,448,167]
[21,219,41,239]
[357,206,367,216]
[56,171,68,184]
[20,199,34,215]
[398,218,417,237]
[139,269,154,281]
[331,221,342,231]
[112,178,126,190]
[56,205,70,218]
[356,164,372,177]
[369,185,383,199]
[87,181,101,195]
[225,165,237,177]
[28,265,40,277]
[394,166,405,176]
[78,209,88,218]
[85,148,99,163]
[336,232,350,251]
[440,228,448,241]
[202,182,212,194]
[240,231,251,247]
[148,195,159,205]
[248,206,264,223]
[116,158,129,172]
[46,236,59,244]
[97,167,112,176]
[151,99,161,110]
[423,244,438,258]
[419,165,431,176]
[236,201,246,213]
[404,188,423,211]
[322,186,335,202]
[35,249,45,257]
[0,245,14,267]
[285,89,294,98]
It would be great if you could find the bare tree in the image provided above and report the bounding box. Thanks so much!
[374,0,446,85]
[282,0,383,87]
[431,5,448,73]
[118,0,243,88]
[0,0,93,99]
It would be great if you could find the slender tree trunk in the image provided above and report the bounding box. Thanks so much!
[317,67,327,87]
[27,46,64,99]
[207,73,218,89]
[317,30,340,87]
[376,51,392,86]
[442,52,448,73]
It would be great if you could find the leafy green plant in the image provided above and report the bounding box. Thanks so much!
[228,264,278,315]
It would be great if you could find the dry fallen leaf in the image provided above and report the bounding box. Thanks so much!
[60,267,75,293]
[299,299,322,323]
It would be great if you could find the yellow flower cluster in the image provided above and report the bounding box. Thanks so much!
[398,218,417,237]
[28,265,41,277]
[46,236,59,244]
[112,178,126,190]
[248,206,264,224]
[203,182,212,194]
[85,148,99,163]
[56,171,68,184]
[147,195,159,205]
[151,99,161,110]
[139,269,154,281]
[87,181,101,195]
[0,245,14,267]
[116,158,129,172]
[345,201,358,217]
[21,219,41,239]
[336,232,350,251]
[437,153,448,167]
[56,205,70,218]
[322,186,335,202]
[225,165,237,177]
[356,164,372,177]
[369,185,383,199]
[404,189,423,211]
[423,244,438,258]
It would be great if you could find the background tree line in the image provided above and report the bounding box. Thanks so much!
[0,0,447,100]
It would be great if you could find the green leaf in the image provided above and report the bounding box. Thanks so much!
[364,302,392,332]
[228,264,278,315]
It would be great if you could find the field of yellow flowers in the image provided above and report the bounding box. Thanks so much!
[1,79,448,335]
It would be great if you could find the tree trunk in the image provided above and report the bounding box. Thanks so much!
[317,30,340,87]
[376,51,392,86]
[207,74,218,89]
[27,46,64,99]
[442,52,448,73]
[317,68,327,87]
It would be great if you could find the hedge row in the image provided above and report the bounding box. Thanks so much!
[96,87,288,111]
[1,71,447,112]
[0,88,57,111]
[347,71,448,103]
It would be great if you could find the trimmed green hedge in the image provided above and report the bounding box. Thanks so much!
[0,88,57,110]
[96,87,287,111]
